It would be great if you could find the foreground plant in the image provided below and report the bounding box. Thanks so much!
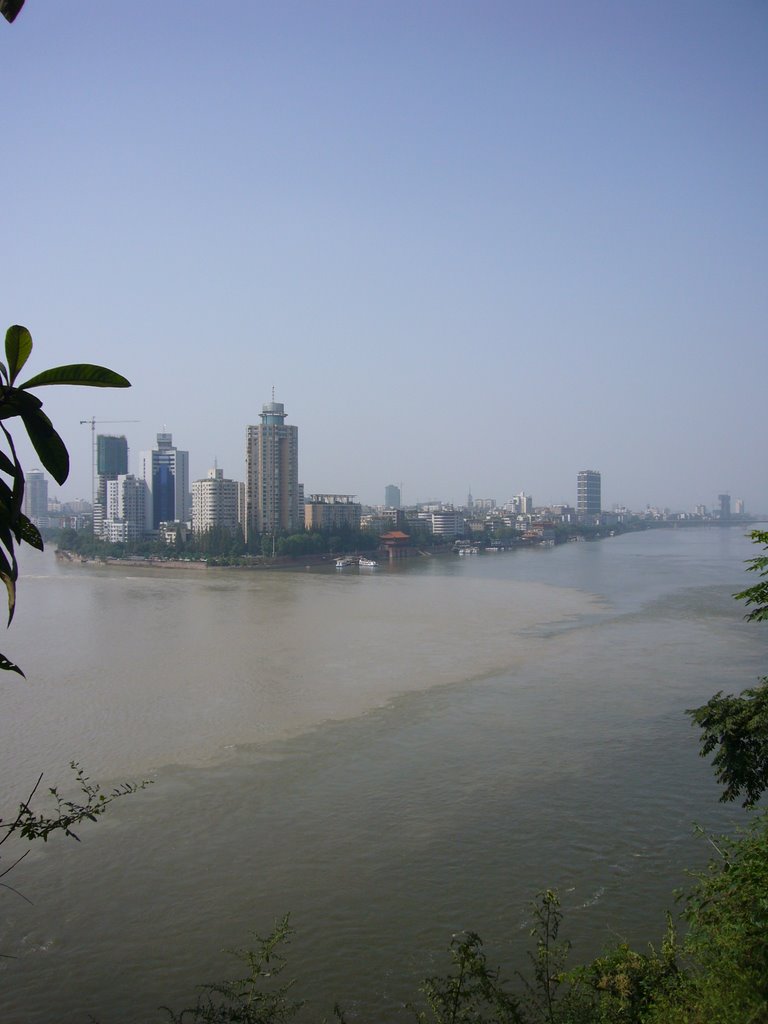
[644,815,768,1024]
[687,530,768,808]
[415,929,523,1024]
[0,762,150,911]
[162,915,304,1024]
[0,323,129,674]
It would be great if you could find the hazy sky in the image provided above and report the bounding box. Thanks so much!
[3,2,766,511]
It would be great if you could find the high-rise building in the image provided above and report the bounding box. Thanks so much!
[577,470,601,517]
[245,400,299,539]
[192,467,241,535]
[104,474,150,541]
[24,469,48,522]
[515,491,533,514]
[718,493,731,520]
[138,432,190,530]
[96,434,128,508]
[385,483,401,509]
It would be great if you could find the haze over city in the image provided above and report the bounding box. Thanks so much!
[3,2,766,512]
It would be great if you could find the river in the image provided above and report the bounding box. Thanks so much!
[0,526,763,1022]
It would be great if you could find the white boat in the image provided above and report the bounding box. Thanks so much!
[358,557,378,568]
[335,557,355,568]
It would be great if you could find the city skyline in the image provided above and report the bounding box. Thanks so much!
[3,3,766,512]
[35,412,762,513]
[36,425,755,519]
[31,421,758,515]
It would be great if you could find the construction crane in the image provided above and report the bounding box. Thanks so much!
[79,418,139,508]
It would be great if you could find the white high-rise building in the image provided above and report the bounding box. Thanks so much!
[245,400,299,540]
[138,432,190,530]
[104,474,150,542]
[516,491,533,514]
[192,467,240,535]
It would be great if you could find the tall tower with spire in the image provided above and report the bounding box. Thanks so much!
[245,398,299,540]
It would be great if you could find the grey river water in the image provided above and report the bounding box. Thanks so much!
[0,526,764,1022]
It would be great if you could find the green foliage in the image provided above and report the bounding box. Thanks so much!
[5,761,148,844]
[414,931,524,1024]
[56,526,132,560]
[564,920,681,1024]
[403,520,438,547]
[646,814,768,1024]
[156,842,767,1024]
[687,531,768,808]
[230,525,247,557]
[519,890,570,1023]
[194,525,247,558]
[734,529,768,623]
[162,915,304,1024]
[0,324,129,674]
[271,526,378,558]
[1,762,150,900]
[18,362,131,390]
[687,680,768,808]
[56,522,385,565]
[160,894,680,1024]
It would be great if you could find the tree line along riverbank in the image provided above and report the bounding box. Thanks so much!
[49,518,747,572]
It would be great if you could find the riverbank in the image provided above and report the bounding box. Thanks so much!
[55,549,210,570]
[52,518,763,574]
[53,547,443,571]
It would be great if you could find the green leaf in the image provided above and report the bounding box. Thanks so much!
[0,521,17,567]
[0,422,25,517]
[0,449,16,475]
[0,388,43,421]
[0,566,16,625]
[0,477,14,508]
[0,538,17,584]
[5,325,33,385]
[18,364,131,389]
[0,650,24,676]
[0,2,27,27]
[16,514,43,551]
[21,409,69,485]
